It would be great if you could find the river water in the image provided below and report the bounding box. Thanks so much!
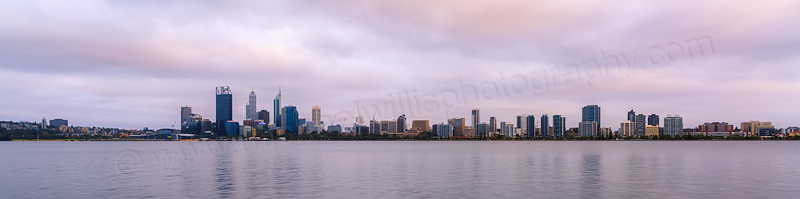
[1,141,798,198]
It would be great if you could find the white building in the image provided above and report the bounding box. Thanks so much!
[619,120,635,137]
[663,114,684,137]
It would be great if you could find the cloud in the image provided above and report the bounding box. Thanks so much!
[0,0,799,129]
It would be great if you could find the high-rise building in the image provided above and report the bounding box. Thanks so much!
[312,106,321,125]
[541,114,550,137]
[475,123,488,137]
[388,120,398,133]
[526,115,536,137]
[411,120,430,132]
[627,109,636,122]
[663,114,683,137]
[647,114,659,126]
[516,114,527,129]
[216,86,233,135]
[370,120,381,134]
[553,115,565,137]
[471,109,480,128]
[501,122,515,137]
[634,114,646,136]
[619,120,635,137]
[282,106,299,134]
[397,114,406,132]
[41,117,47,129]
[448,118,465,137]
[579,121,599,137]
[258,110,270,124]
[489,117,496,133]
[181,106,192,124]
[433,123,453,138]
[225,121,239,136]
[582,105,601,131]
[246,90,257,120]
[273,87,281,128]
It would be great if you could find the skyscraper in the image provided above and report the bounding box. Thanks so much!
[526,115,536,137]
[397,114,406,132]
[635,114,646,136]
[41,117,47,129]
[627,109,636,122]
[579,121,599,137]
[648,114,659,126]
[619,120,635,137]
[582,105,601,129]
[246,90,257,120]
[540,114,549,137]
[181,106,192,124]
[258,110,270,124]
[553,115,565,137]
[216,86,233,135]
[489,117,496,133]
[356,115,364,125]
[273,87,281,128]
[282,105,299,134]
[471,108,480,128]
[448,118,465,137]
[312,106,321,125]
[664,114,683,137]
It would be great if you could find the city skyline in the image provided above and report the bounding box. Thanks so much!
[1,1,799,129]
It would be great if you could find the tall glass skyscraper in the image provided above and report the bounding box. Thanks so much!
[526,115,536,137]
[216,86,233,135]
[273,88,281,128]
[246,90,257,120]
[540,114,549,137]
[582,105,601,132]
[471,109,480,128]
[553,115,565,137]
[283,105,299,134]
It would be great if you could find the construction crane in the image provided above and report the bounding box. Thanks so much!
[172,118,177,128]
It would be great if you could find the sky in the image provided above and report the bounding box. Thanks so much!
[1,0,799,129]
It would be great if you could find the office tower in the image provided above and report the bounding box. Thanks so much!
[246,90,257,120]
[282,106,299,134]
[41,117,47,129]
[472,109,480,128]
[628,109,636,122]
[258,110,270,124]
[489,117,496,133]
[356,115,365,125]
[273,88,281,128]
[525,115,536,137]
[433,123,453,138]
[501,123,514,137]
[663,114,683,137]
[225,121,239,136]
[635,114,646,136]
[388,120,398,132]
[312,106,321,125]
[475,123,488,137]
[619,120,635,137]
[579,121,599,137]
[216,86,233,135]
[648,114,659,126]
[516,114,527,129]
[448,118,465,137]
[397,114,407,132]
[582,105,601,132]
[540,114,550,137]
[370,120,381,134]
[553,115,565,137]
[411,120,430,132]
[181,106,192,124]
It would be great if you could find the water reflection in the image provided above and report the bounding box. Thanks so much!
[580,154,603,198]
